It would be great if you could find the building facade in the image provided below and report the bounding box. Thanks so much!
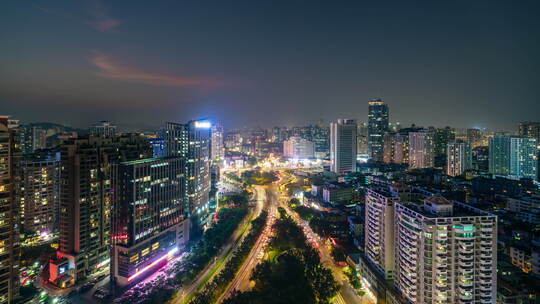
[394,197,497,304]
[409,130,435,169]
[0,116,20,304]
[90,121,117,138]
[330,119,357,173]
[368,99,389,162]
[49,135,152,287]
[111,157,189,286]
[446,141,472,176]
[283,136,315,159]
[489,135,538,180]
[211,124,224,162]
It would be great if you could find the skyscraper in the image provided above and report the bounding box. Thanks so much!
[330,119,357,173]
[368,98,389,162]
[48,135,152,287]
[518,121,540,145]
[434,127,454,168]
[488,135,510,176]
[446,141,472,176]
[283,136,315,159]
[161,120,212,231]
[111,157,188,286]
[0,116,20,304]
[364,186,398,280]
[382,132,397,163]
[31,126,47,151]
[408,130,435,169]
[211,124,224,162]
[394,197,497,303]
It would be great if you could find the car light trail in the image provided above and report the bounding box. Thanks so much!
[127,247,178,282]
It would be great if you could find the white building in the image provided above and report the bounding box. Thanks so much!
[447,141,472,176]
[330,119,357,173]
[409,130,435,169]
[394,197,497,304]
[364,186,399,280]
[211,124,224,162]
[283,136,314,159]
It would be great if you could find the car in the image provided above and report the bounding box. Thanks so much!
[93,288,111,300]
[79,282,95,293]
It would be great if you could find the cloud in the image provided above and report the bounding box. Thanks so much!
[90,53,226,88]
[86,0,121,33]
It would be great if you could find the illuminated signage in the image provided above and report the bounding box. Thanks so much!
[127,247,178,281]
[194,121,211,129]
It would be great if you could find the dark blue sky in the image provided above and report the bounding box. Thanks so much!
[1,0,539,131]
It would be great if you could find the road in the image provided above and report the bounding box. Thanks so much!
[169,184,266,304]
[216,185,278,303]
[276,171,377,304]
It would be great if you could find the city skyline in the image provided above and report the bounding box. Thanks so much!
[2,1,540,130]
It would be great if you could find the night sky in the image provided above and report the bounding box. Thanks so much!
[1,0,539,131]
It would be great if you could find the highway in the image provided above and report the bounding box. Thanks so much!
[169,184,266,304]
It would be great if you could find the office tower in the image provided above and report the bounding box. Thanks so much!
[283,136,315,159]
[509,136,538,180]
[211,124,224,161]
[111,157,188,286]
[488,135,510,175]
[0,116,20,304]
[48,135,152,287]
[161,120,211,230]
[148,137,166,158]
[368,98,389,161]
[90,121,117,137]
[19,151,60,241]
[518,121,540,145]
[447,141,472,176]
[357,122,369,157]
[312,124,329,159]
[364,186,398,280]
[394,197,497,304]
[330,119,357,173]
[409,130,435,169]
[434,127,454,168]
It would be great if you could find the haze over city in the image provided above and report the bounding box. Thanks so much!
[2,0,539,130]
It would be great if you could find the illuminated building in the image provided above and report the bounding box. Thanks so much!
[489,135,538,180]
[368,98,389,162]
[149,137,166,158]
[434,127,454,168]
[90,120,117,137]
[111,157,188,286]
[408,130,435,169]
[161,120,211,231]
[394,197,497,303]
[311,124,330,159]
[330,119,357,173]
[454,128,482,147]
[519,121,540,147]
[283,136,314,159]
[393,133,409,164]
[49,135,152,287]
[364,186,398,280]
[32,127,47,151]
[19,150,60,241]
[0,116,21,304]
[211,124,224,162]
[382,132,396,163]
[357,122,369,157]
[446,141,472,176]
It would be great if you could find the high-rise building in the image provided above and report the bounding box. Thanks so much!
[434,127,454,168]
[211,124,224,162]
[311,125,330,159]
[489,135,538,180]
[393,133,409,164]
[518,122,540,146]
[472,146,489,172]
[446,141,472,176]
[0,116,20,304]
[148,137,166,158]
[382,132,396,163]
[409,130,435,169]
[161,120,211,231]
[111,157,189,286]
[32,127,47,151]
[283,136,315,159]
[330,119,357,173]
[90,121,117,138]
[48,135,152,287]
[357,122,369,157]
[394,197,497,303]
[19,151,60,241]
[368,99,389,162]
[364,186,398,280]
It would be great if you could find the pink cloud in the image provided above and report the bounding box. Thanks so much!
[87,0,121,33]
[90,53,226,88]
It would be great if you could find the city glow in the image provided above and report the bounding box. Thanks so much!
[127,247,178,282]
[194,121,211,129]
